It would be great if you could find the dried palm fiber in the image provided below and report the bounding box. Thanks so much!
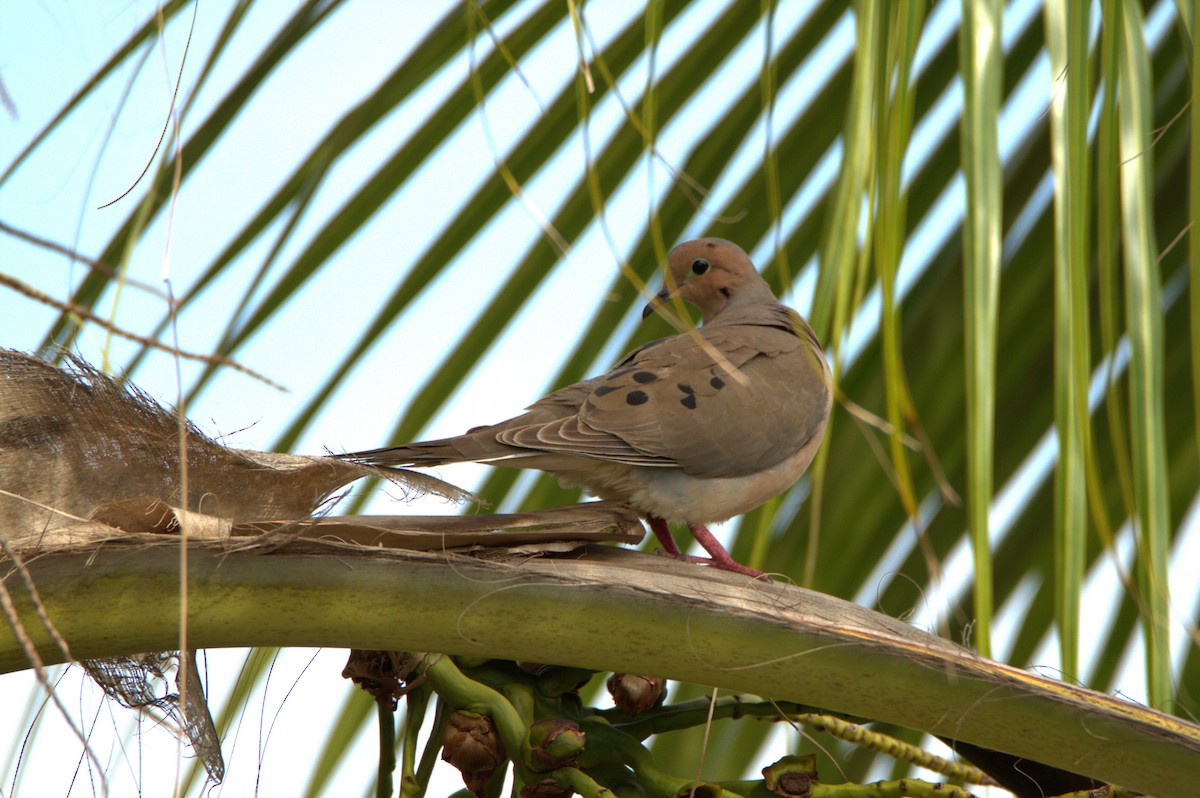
[0,348,459,785]
[0,348,462,551]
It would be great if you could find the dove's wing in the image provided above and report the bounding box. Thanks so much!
[498,305,829,479]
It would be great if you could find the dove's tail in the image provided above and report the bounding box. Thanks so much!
[337,429,529,469]
[337,440,471,468]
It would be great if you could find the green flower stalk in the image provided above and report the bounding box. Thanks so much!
[762,755,818,798]
[520,775,575,798]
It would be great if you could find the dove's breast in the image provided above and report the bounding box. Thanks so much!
[533,434,823,523]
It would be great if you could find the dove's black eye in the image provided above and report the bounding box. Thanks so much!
[691,258,710,275]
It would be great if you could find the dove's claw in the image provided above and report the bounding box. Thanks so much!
[678,553,771,580]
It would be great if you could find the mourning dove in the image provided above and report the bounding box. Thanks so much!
[342,239,831,577]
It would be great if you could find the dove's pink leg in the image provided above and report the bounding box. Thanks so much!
[647,516,684,557]
[687,524,768,579]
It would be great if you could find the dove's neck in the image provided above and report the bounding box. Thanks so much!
[702,279,784,325]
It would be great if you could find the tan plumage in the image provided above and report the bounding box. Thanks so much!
[342,238,832,577]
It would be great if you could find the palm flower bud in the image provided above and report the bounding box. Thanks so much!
[341,650,421,709]
[527,718,586,770]
[442,710,507,795]
[762,754,818,797]
[606,673,667,715]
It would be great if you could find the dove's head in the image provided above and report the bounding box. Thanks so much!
[644,238,775,323]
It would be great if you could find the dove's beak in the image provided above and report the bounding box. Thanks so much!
[642,286,673,320]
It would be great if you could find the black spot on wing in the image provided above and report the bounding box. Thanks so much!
[632,371,657,383]
[626,390,649,406]
[710,376,725,390]
[677,383,694,395]
[680,394,697,410]
[593,384,618,397]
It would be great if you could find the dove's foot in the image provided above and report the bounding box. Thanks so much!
[687,522,770,579]
[644,516,769,579]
